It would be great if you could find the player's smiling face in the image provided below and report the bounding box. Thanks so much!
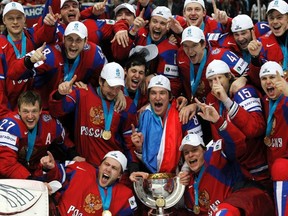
[183,3,206,27]
[182,40,206,64]
[3,11,26,37]
[64,34,86,59]
[267,11,288,37]
[98,157,122,187]
[125,65,145,92]
[60,1,80,24]
[149,87,170,118]
[233,29,252,51]
[18,102,42,130]
[182,144,205,173]
[149,16,169,42]
[260,75,282,100]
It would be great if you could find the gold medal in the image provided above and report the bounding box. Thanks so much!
[264,136,272,147]
[102,130,112,140]
[193,205,200,214]
[102,210,112,216]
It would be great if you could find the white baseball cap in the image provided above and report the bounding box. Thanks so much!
[259,61,284,78]
[148,75,171,91]
[181,26,205,44]
[103,151,127,171]
[267,0,288,14]
[3,2,25,17]
[151,6,172,20]
[184,0,205,9]
[231,14,254,32]
[179,134,205,151]
[206,60,230,78]
[64,21,87,39]
[60,0,79,8]
[114,3,136,17]
[129,44,158,62]
[101,62,125,87]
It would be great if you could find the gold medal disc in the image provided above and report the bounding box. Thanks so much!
[264,136,272,147]
[193,205,200,214]
[102,130,112,140]
[102,210,112,216]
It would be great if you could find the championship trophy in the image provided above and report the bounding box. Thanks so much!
[133,173,185,216]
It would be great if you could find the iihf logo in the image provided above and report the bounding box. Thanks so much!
[156,11,164,16]
[234,25,241,31]
[111,153,118,158]
[262,68,270,74]
[155,81,163,86]
[116,68,120,77]
[187,28,193,37]
[12,2,16,7]
[73,23,79,31]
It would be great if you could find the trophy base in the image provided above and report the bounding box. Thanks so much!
[148,209,174,216]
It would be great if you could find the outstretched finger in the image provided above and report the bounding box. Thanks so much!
[69,74,77,86]
[139,8,145,18]
[131,124,136,134]
[251,29,257,41]
[275,70,282,81]
[47,151,55,162]
[212,0,218,14]
[48,6,54,16]
[37,42,46,52]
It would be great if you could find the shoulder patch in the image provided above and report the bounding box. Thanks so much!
[211,48,220,55]
[84,43,91,51]
[129,196,137,209]
[213,140,222,152]
[42,114,52,122]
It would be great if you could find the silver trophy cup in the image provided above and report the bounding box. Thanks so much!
[133,173,185,216]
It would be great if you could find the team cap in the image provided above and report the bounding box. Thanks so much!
[60,0,79,8]
[181,26,205,44]
[231,14,254,32]
[206,60,230,79]
[179,134,205,151]
[3,2,25,17]
[64,21,87,39]
[151,6,172,20]
[103,151,127,171]
[101,62,125,87]
[114,3,136,17]
[267,0,288,14]
[184,0,205,9]
[259,61,284,78]
[129,44,158,62]
[148,75,171,91]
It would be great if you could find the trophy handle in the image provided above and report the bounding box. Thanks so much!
[133,177,157,209]
[164,176,185,209]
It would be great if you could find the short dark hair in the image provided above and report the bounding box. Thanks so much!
[125,52,147,75]
[17,91,42,110]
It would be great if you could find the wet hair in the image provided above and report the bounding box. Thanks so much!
[125,52,147,75]
[17,91,42,110]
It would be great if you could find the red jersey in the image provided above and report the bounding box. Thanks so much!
[8,41,107,109]
[206,85,269,181]
[177,47,248,101]
[48,86,138,167]
[0,111,67,179]
[262,95,288,168]
[47,161,137,216]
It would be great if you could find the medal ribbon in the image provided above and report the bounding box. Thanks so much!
[7,32,26,59]
[194,165,205,208]
[97,181,113,211]
[200,21,205,31]
[242,50,251,64]
[189,49,207,96]
[266,95,283,136]
[97,87,115,132]
[64,55,80,81]
[26,124,38,163]
[124,87,140,107]
[280,34,287,71]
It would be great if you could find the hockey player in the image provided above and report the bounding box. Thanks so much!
[0,91,76,179]
[41,150,137,215]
